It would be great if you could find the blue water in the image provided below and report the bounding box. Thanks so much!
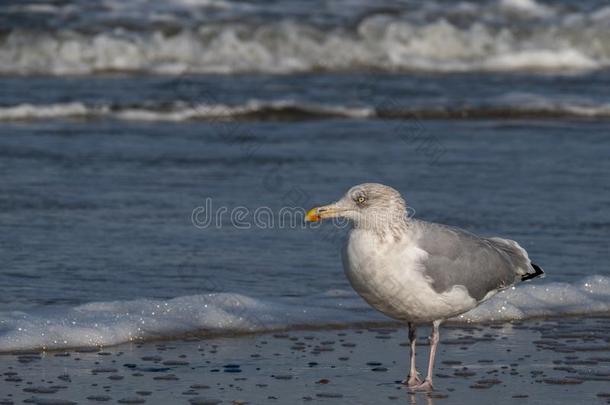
[0,0,609,351]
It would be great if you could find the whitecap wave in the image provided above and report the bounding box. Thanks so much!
[498,0,556,18]
[1,3,610,75]
[0,275,609,352]
[1,98,610,122]
[0,101,373,121]
[0,102,100,121]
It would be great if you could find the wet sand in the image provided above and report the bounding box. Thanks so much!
[1,317,609,405]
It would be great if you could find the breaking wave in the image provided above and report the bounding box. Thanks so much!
[2,0,610,75]
[1,98,610,122]
[0,275,609,352]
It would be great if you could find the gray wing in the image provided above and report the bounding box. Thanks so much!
[414,220,533,302]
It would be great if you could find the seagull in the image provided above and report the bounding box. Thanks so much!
[305,183,544,390]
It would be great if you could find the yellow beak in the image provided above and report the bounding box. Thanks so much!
[305,205,342,222]
[305,207,322,222]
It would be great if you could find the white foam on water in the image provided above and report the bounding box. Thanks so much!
[1,4,610,75]
[0,103,98,120]
[115,100,375,121]
[483,49,599,72]
[488,92,610,117]
[458,275,610,323]
[0,276,609,352]
[0,292,375,352]
[498,0,556,18]
[0,101,373,121]
[1,97,610,122]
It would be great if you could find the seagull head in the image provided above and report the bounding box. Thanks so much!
[305,183,408,229]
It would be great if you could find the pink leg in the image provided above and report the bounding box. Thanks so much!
[403,323,421,387]
[412,320,441,391]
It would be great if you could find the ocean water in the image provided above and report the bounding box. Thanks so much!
[1,0,609,352]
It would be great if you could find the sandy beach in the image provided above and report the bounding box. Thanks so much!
[2,316,609,404]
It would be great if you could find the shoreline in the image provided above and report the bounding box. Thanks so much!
[2,313,609,356]
[1,316,609,404]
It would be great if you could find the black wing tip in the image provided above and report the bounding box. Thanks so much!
[521,262,545,281]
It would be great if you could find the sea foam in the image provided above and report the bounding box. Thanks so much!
[1,2,609,75]
[1,97,609,122]
[0,276,609,352]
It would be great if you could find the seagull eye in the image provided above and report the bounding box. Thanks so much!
[356,196,366,204]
